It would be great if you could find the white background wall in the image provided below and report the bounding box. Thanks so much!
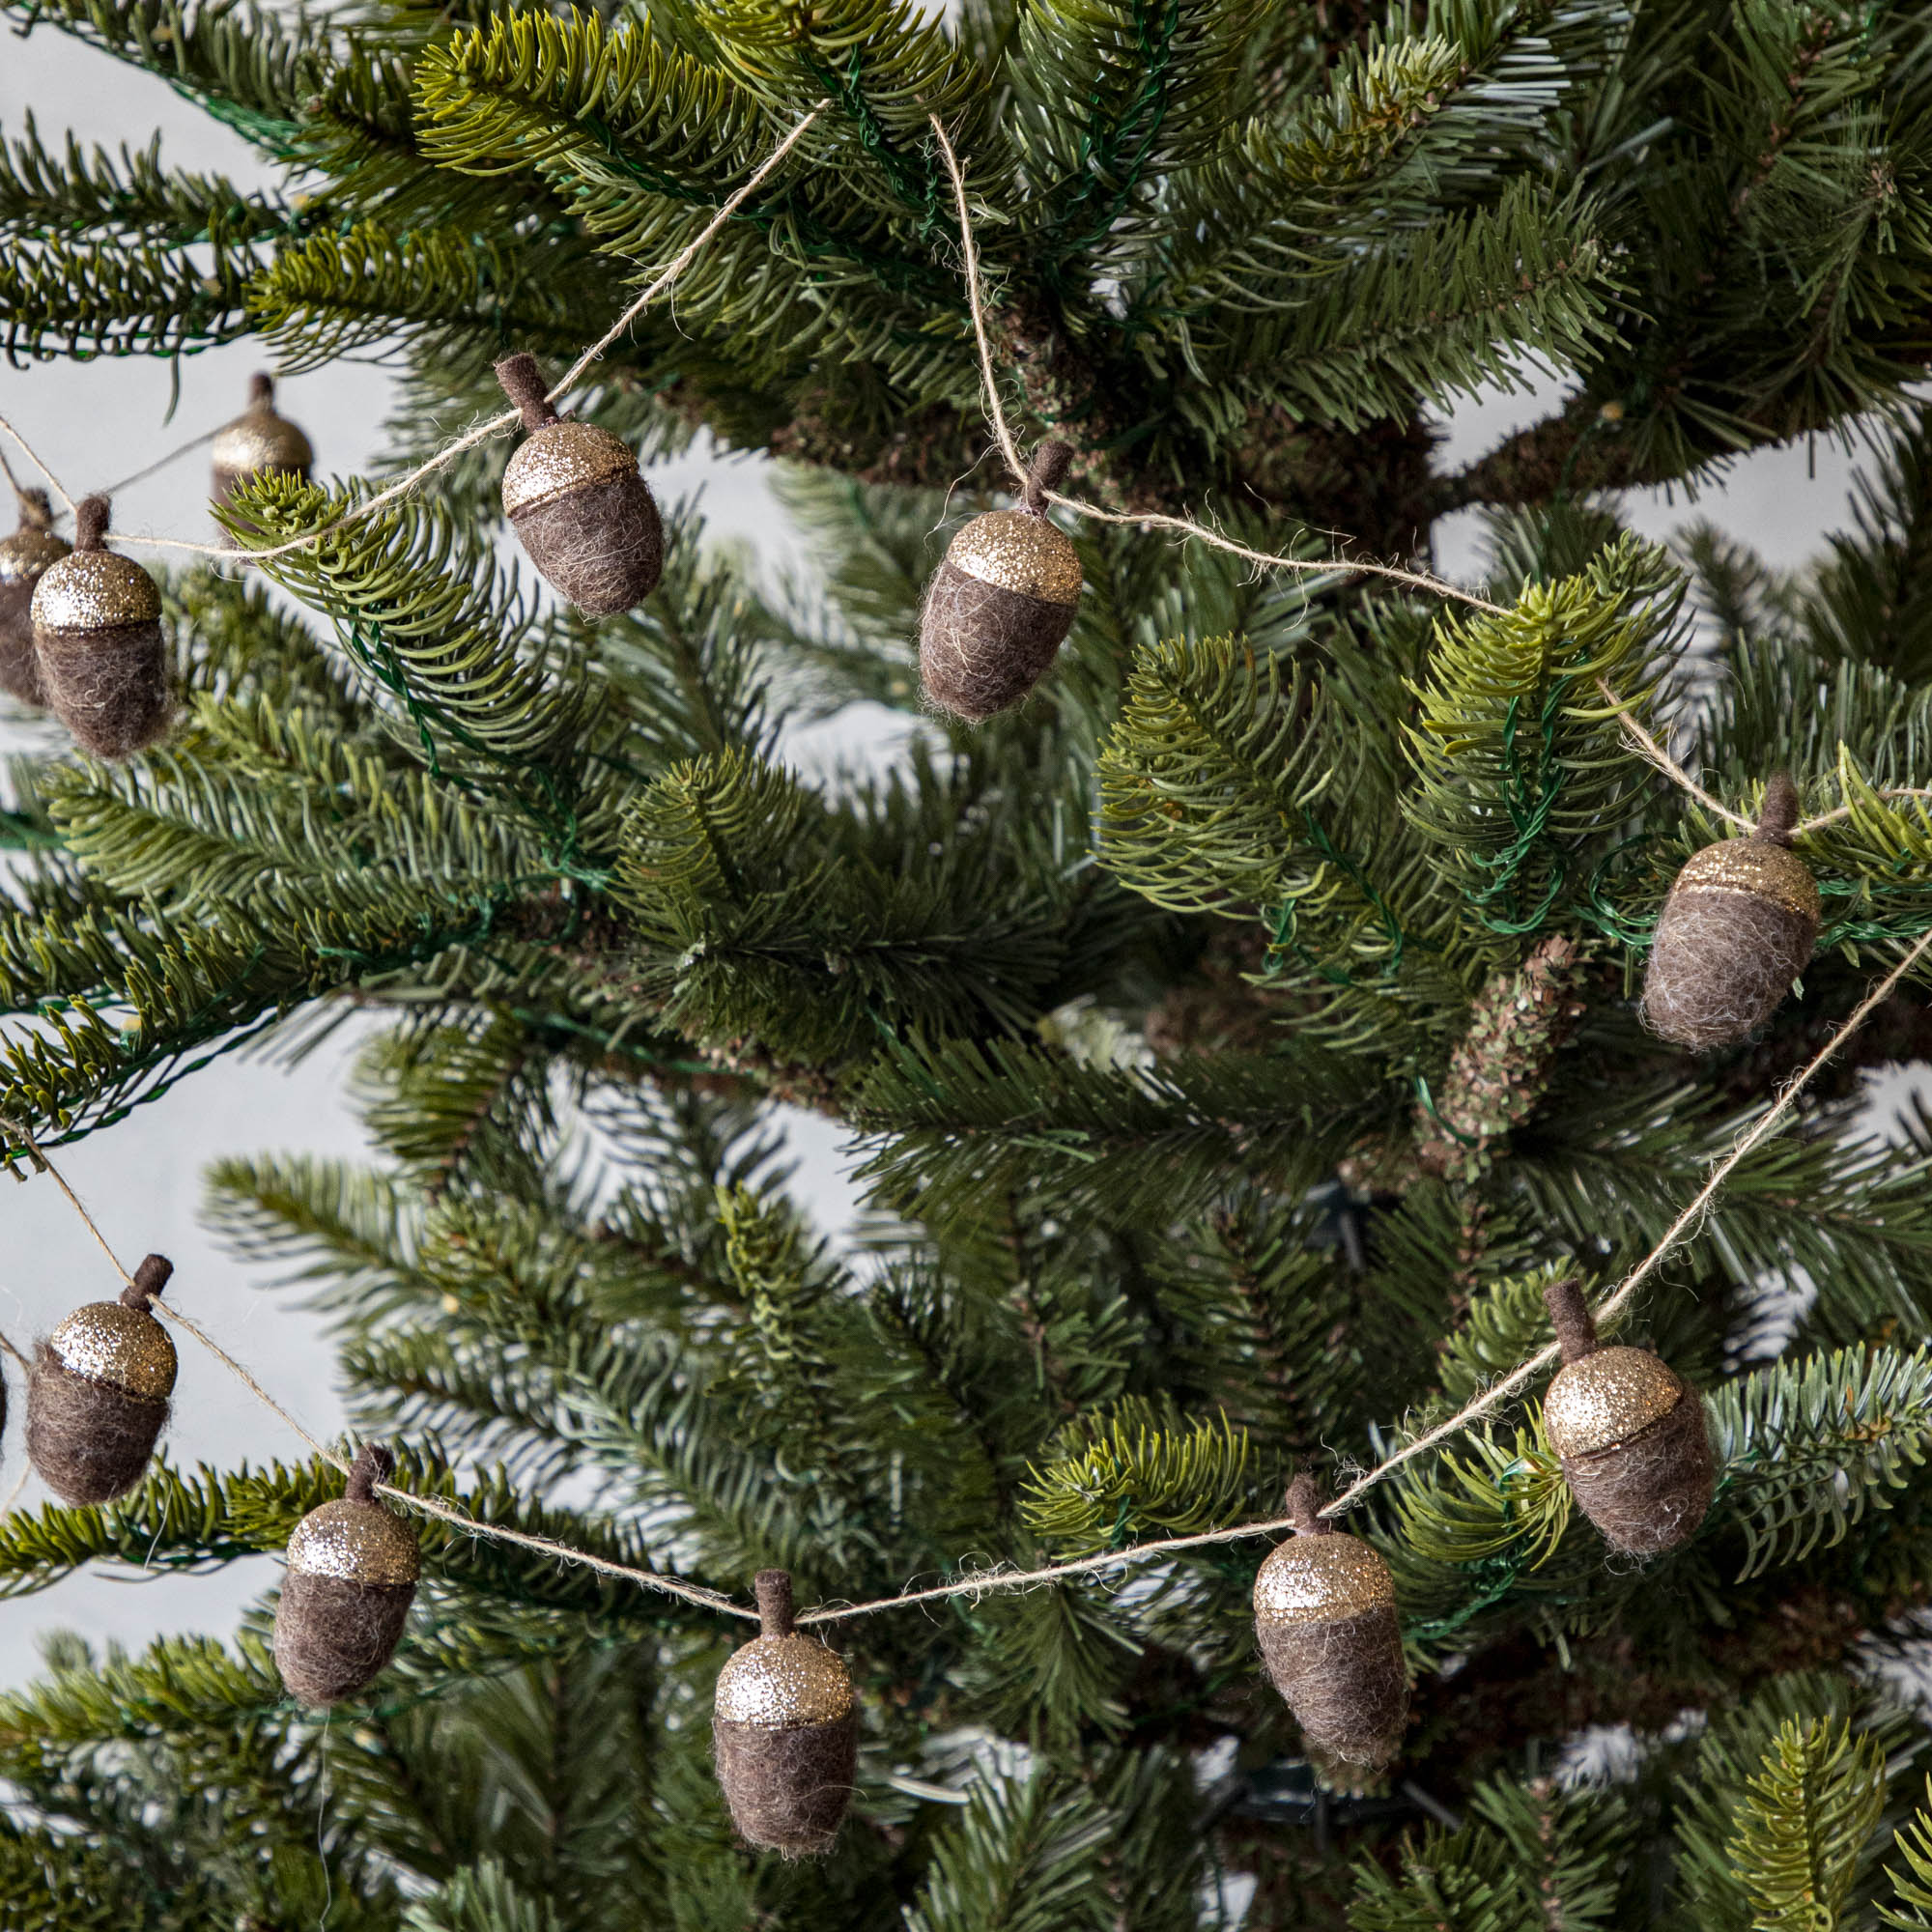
[0,27,1891,1685]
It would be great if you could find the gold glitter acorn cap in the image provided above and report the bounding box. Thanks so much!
[212,376,313,479]
[717,1570,855,1728]
[502,420,639,519]
[716,1633,854,1727]
[49,1298,178,1401]
[1544,1346,1686,1458]
[1254,1529,1394,1626]
[0,526,69,588]
[2,491,68,586]
[1671,837,1819,926]
[288,1497,420,1586]
[30,497,160,632]
[947,508,1083,607]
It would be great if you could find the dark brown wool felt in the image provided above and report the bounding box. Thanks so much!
[920,440,1082,722]
[211,372,315,507]
[1253,1475,1407,1769]
[0,489,65,705]
[273,1442,420,1707]
[27,1255,176,1505]
[496,354,662,613]
[31,496,169,760]
[1642,773,1819,1051]
[713,1569,858,1856]
[1542,1277,1713,1557]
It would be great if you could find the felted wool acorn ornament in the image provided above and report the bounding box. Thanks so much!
[210,372,313,505]
[1253,1474,1407,1769]
[273,1441,419,1707]
[1542,1276,1713,1557]
[495,353,662,613]
[0,488,65,705]
[31,495,170,760]
[27,1254,177,1505]
[920,440,1082,721]
[1641,773,1818,1050]
[713,1569,857,1856]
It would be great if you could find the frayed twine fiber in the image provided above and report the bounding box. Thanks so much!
[273,1442,419,1707]
[714,1570,858,1856]
[1642,773,1817,1051]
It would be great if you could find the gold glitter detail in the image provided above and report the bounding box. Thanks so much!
[49,1301,178,1400]
[287,1497,421,1586]
[31,551,161,631]
[0,529,69,589]
[1544,1347,1685,1457]
[948,510,1082,604]
[502,421,638,518]
[1670,838,1819,925]
[1253,1533,1394,1625]
[211,409,313,480]
[715,1633,855,1727]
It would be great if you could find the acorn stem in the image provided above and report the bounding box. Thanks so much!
[1754,772,1801,847]
[1023,440,1073,516]
[753,1568,795,1637]
[14,487,51,534]
[1287,1471,1333,1537]
[346,1440,395,1502]
[247,372,275,409]
[122,1253,173,1310]
[495,354,560,434]
[1543,1275,1599,1362]
[72,495,110,553]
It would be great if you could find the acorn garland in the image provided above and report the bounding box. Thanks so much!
[1642,773,1818,1051]
[30,495,170,760]
[1253,1474,1407,1769]
[27,1254,177,1505]
[1542,1277,1713,1557]
[920,440,1082,721]
[495,354,663,614]
[274,1441,420,1706]
[713,1570,858,1856]
[211,372,313,507]
[0,488,65,706]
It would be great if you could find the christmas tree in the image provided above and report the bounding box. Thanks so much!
[9,0,1932,1925]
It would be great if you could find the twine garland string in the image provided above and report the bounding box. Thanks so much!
[925,116,1509,622]
[1602,679,1932,838]
[1,914,1924,1624]
[0,103,828,570]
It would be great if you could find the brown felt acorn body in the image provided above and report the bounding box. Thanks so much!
[31,496,170,760]
[496,354,662,614]
[1253,1474,1407,1769]
[273,1441,419,1706]
[920,440,1082,721]
[1542,1277,1713,1557]
[0,489,66,705]
[714,1569,857,1856]
[1642,773,1819,1050]
[210,373,314,506]
[27,1254,177,1505]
